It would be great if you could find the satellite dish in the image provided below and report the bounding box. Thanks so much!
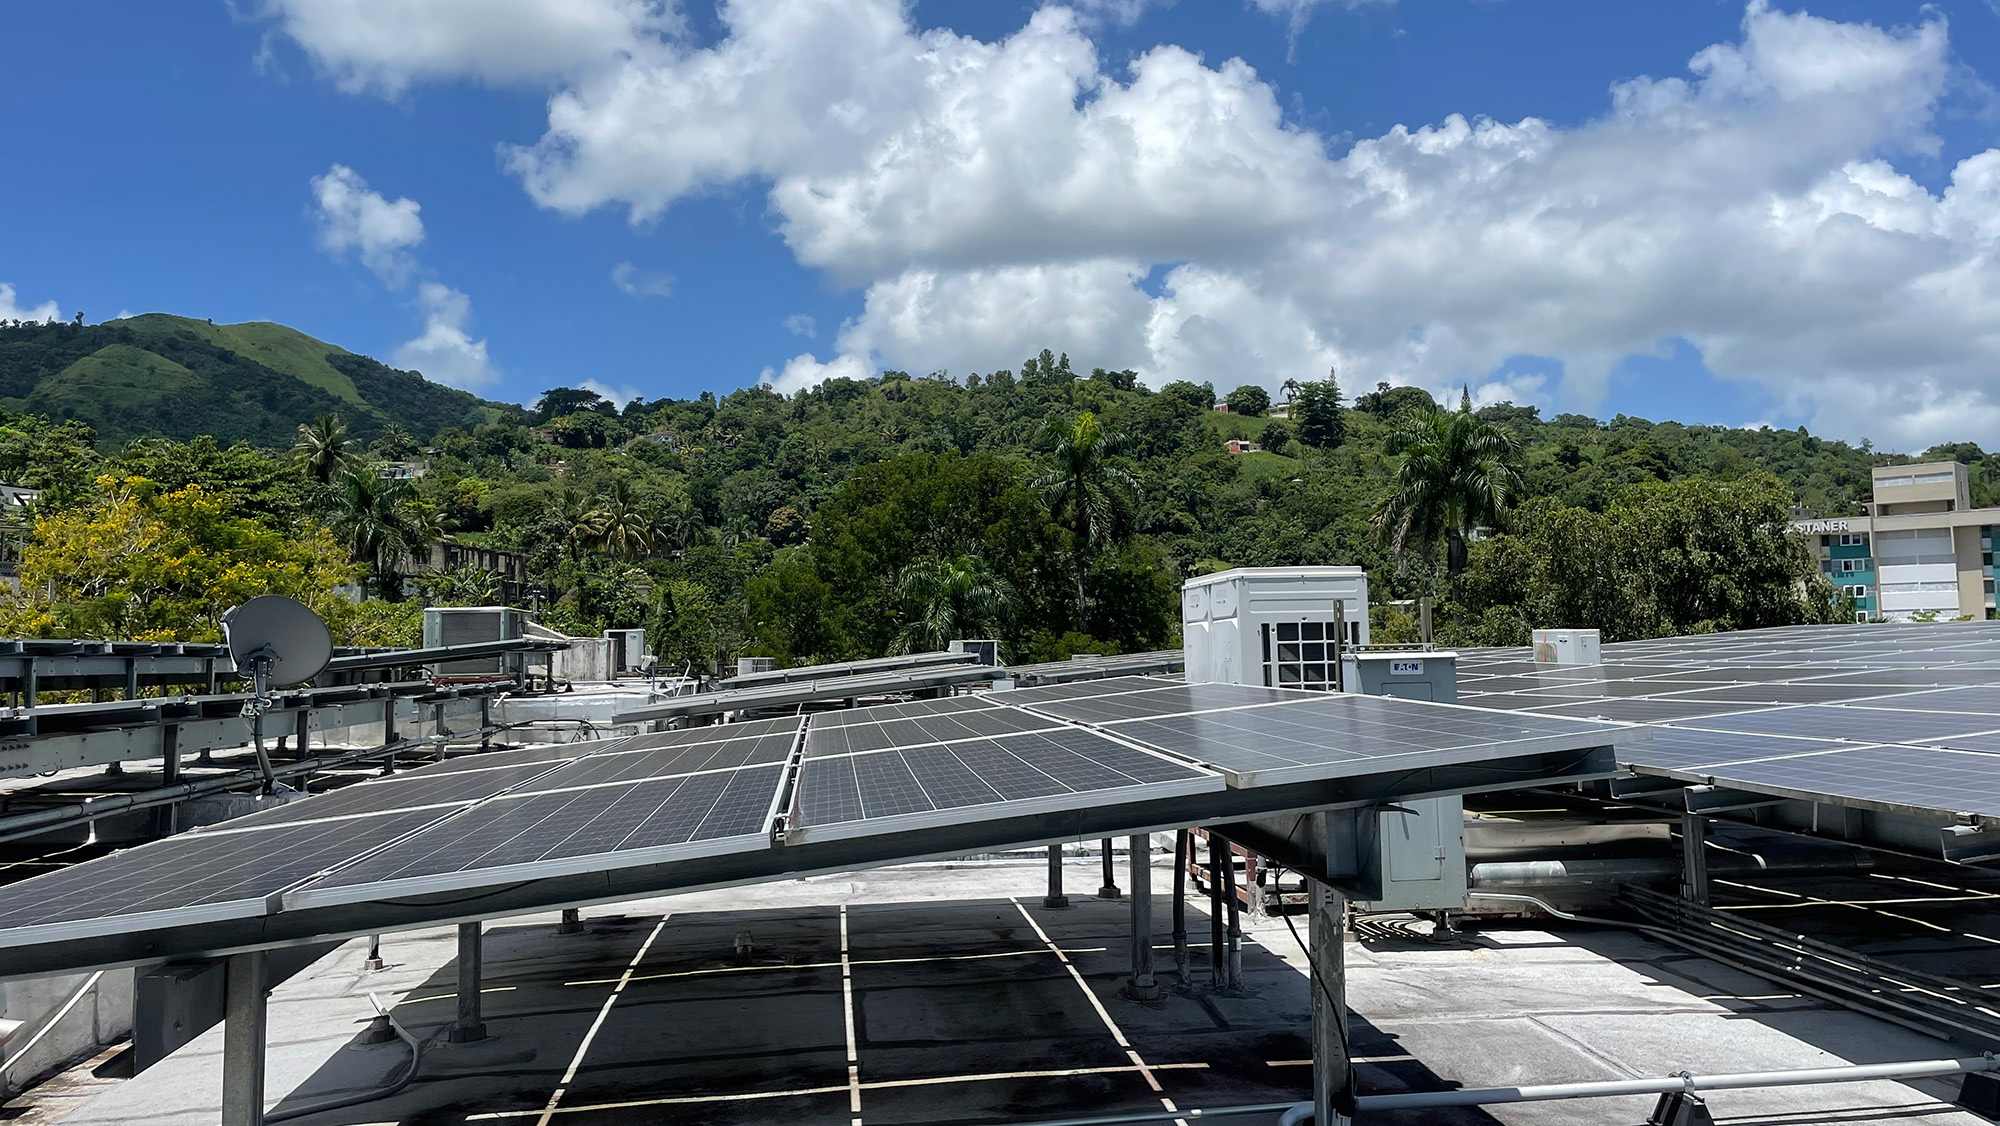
[223,595,333,688]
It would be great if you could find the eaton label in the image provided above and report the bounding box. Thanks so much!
[1389,659,1424,676]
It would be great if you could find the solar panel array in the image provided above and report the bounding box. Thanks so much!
[0,672,1630,949]
[1456,621,2000,818]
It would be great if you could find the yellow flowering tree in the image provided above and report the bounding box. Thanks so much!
[0,475,363,643]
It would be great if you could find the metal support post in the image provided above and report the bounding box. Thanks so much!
[1207,833,1226,986]
[1098,838,1120,898]
[1125,834,1162,1002]
[559,908,583,934]
[1681,811,1711,907]
[1311,878,1353,1126]
[1044,843,1069,909]
[434,703,450,762]
[382,697,399,775]
[221,950,267,1126]
[205,657,219,695]
[1171,829,1189,983]
[294,710,311,763]
[479,695,493,749]
[21,657,35,709]
[155,725,181,836]
[1222,841,1244,992]
[125,658,139,701]
[364,934,384,971]
[450,922,488,1043]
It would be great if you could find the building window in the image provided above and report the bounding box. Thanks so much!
[1263,621,1340,691]
[1856,611,1870,623]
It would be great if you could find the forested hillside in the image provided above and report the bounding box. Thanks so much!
[0,333,1984,666]
[0,315,513,447]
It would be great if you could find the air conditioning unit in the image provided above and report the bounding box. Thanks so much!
[1182,567,1369,689]
[605,628,648,674]
[422,606,524,676]
[1532,628,1601,666]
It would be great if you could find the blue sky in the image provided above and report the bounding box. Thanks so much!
[3,1,1999,449]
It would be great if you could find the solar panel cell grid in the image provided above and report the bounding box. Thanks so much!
[0,809,444,930]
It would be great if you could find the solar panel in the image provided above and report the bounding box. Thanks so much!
[803,709,1059,758]
[990,678,1171,706]
[1695,745,2000,818]
[0,808,447,942]
[1683,705,2000,745]
[1526,699,1765,724]
[787,727,1219,842]
[1617,728,1849,772]
[806,694,1000,727]
[1018,683,1299,724]
[291,763,786,905]
[1102,693,1631,786]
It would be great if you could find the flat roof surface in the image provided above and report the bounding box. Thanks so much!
[1458,622,2000,819]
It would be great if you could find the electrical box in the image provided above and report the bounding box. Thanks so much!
[422,606,524,676]
[1342,651,1457,703]
[1321,795,1469,912]
[1533,628,1602,666]
[950,639,1000,667]
[1182,567,1369,689]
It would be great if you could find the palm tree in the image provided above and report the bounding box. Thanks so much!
[1281,377,1300,405]
[293,414,353,485]
[552,483,603,562]
[590,479,654,562]
[1373,389,1523,600]
[326,468,419,596]
[1031,411,1138,630]
[894,556,1017,653]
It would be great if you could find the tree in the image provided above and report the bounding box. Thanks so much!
[1261,421,1294,456]
[589,478,653,561]
[893,555,1018,653]
[1033,412,1138,630]
[1292,375,1346,449]
[0,475,358,641]
[326,468,424,596]
[293,414,354,485]
[1374,390,1523,598]
[1354,381,1437,417]
[1160,380,1215,411]
[536,387,611,422]
[412,562,500,606]
[1225,385,1270,417]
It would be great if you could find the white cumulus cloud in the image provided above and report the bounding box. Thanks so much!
[257,0,680,95]
[0,284,60,324]
[784,313,817,338]
[290,1,2000,448]
[310,164,424,287]
[394,282,500,390]
[611,261,673,298]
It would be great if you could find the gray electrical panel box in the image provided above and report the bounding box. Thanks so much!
[1341,650,1457,703]
[1321,796,1469,912]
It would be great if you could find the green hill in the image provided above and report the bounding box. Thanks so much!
[0,314,516,448]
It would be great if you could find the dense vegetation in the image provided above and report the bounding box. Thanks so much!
[0,315,511,447]
[0,312,1981,665]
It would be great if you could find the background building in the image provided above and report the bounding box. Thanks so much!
[1795,461,1997,622]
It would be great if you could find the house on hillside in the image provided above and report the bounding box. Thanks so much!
[1225,439,1260,454]
[397,540,534,606]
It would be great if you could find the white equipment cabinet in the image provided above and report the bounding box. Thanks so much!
[1533,628,1602,666]
[1181,567,1369,689]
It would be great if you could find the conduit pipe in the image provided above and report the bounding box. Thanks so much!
[1271,1054,2000,1122]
